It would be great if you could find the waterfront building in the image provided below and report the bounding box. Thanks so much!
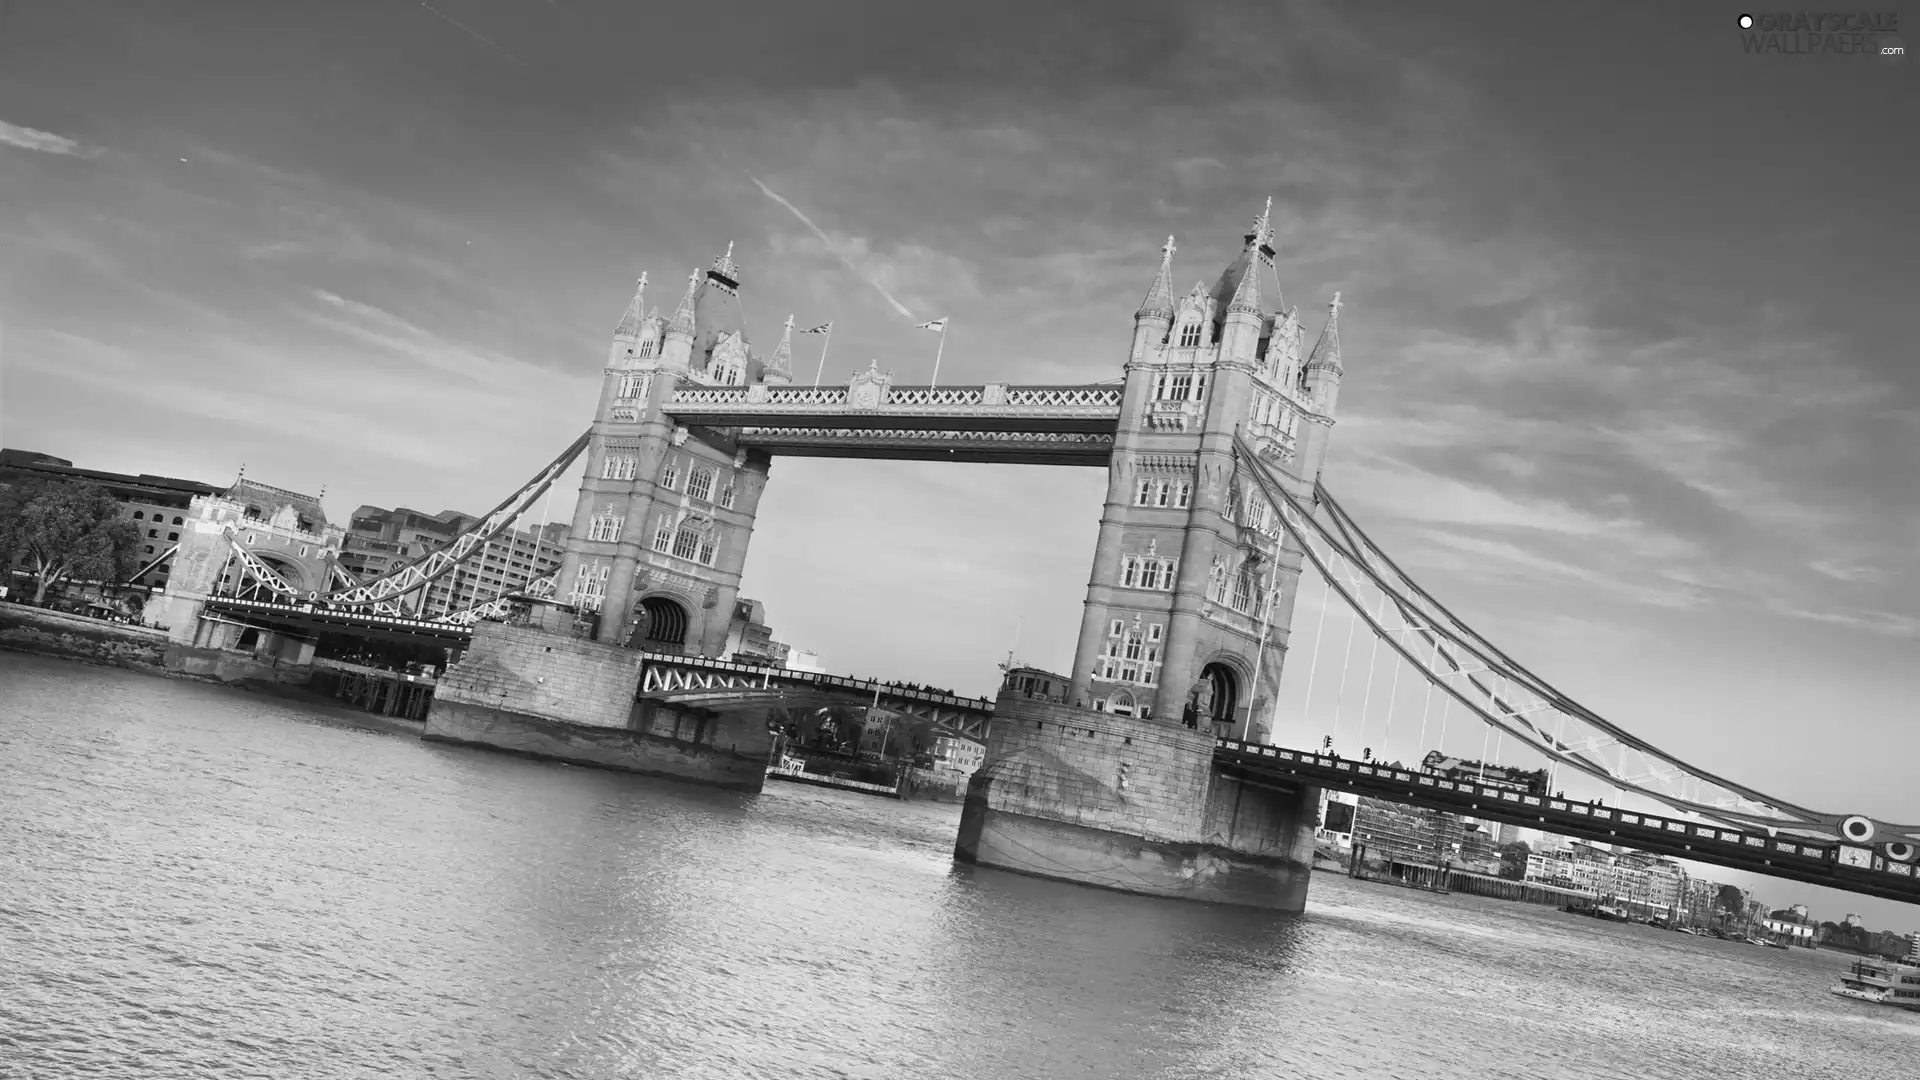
[339,504,567,618]
[1000,664,1071,704]
[1317,789,1359,848]
[722,598,789,665]
[1907,933,1919,964]
[1763,906,1818,946]
[930,734,986,781]
[0,450,338,601]
[784,648,826,673]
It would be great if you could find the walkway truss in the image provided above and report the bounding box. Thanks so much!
[1233,435,1919,855]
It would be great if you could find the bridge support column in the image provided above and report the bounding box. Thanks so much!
[423,622,773,790]
[954,694,1319,911]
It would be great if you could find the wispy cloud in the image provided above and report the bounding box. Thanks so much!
[0,120,99,157]
[747,173,918,320]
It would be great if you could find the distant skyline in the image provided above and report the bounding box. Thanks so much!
[2,2,1914,925]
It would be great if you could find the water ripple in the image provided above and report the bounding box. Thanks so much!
[2,651,1915,1079]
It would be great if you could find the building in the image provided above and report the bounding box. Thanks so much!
[1000,665,1071,704]
[340,504,566,618]
[722,598,789,664]
[930,733,986,780]
[1907,933,1919,964]
[1763,905,1817,946]
[785,648,826,673]
[1,448,229,594]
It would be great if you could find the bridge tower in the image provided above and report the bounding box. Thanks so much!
[1068,204,1343,742]
[956,206,1346,911]
[553,248,777,655]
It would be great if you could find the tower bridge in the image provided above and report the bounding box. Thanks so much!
[143,204,1917,911]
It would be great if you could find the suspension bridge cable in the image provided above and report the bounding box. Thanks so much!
[1300,573,1332,744]
[1416,635,1437,753]
[1355,590,1385,755]
[1328,576,1360,749]
[1381,637,1404,755]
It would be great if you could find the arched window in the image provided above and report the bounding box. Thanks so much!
[1179,321,1202,348]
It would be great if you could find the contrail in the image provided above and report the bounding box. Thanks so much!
[747,173,916,320]
[418,0,528,68]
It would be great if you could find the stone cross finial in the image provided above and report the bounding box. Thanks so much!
[637,271,647,289]
[783,313,794,330]
[1252,196,1273,246]
[1161,235,1177,262]
[1330,291,1343,318]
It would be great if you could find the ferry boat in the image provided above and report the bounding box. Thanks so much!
[1830,958,1920,1012]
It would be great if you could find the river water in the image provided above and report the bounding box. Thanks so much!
[2,652,1914,1079]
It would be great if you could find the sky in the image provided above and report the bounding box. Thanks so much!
[1,1,1915,925]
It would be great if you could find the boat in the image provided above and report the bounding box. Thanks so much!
[1830,958,1920,1012]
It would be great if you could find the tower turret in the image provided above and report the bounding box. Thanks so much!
[609,273,649,367]
[660,269,699,369]
[1131,236,1176,362]
[765,315,795,386]
[1219,204,1268,364]
[1302,291,1344,416]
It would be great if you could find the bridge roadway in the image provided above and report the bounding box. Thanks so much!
[1214,739,1920,905]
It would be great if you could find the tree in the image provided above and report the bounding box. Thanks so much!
[2,480,143,604]
[1715,884,1745,914]
[1497,840,1532,880]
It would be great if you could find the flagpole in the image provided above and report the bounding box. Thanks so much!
[930,321,948,390]
[813,323,833,388]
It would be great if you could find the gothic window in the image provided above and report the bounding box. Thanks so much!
[588,510,623,543]
[696,534,717,566]
[603,454,638,481]
[1232,566,1260,615]
[1207,558,1230,605]
[1135,477,1155,505]
[1096,623,1163,686]
[1158,372,1193,401]
[1120,555,1177,591]
[1154,480,1171,508]
[672,529,700,561]
[652,518,673,553]
[1174,480,1192,508]
[687,467,714,502]
[660,458,680,491]
[1179,322,1202,348]
[1193,374,1207,401]
[571,563,609,612]
[637,336,655,359]
[617,372,650,400]
[718,480,736,509]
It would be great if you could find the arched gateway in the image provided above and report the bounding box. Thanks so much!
[426,204,1351,911]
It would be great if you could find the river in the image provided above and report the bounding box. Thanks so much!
[1,651,1914,1079]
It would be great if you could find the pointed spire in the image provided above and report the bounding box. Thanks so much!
[1228,242,1263,316]
[667,268,699,337]
[1306,291,1343,373]
[766,314,795,383]
[1135,235,1177,321]
[710,241,740,284]
[1248,196,1273,250]
[613,272,648,339]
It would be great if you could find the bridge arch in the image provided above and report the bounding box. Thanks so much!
[631,594,690,650]
[249,550,311,593]
[1191,650,1250,732]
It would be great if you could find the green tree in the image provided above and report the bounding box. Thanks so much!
[2,480,142,604]
[1497,840,1532,880]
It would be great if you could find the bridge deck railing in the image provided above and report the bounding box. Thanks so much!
[636,651,996,713]
[1214,739,1920,898]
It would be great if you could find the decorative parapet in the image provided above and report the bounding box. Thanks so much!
[664,381,1123,423]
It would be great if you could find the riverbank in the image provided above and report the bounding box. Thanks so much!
[0,603,171,673]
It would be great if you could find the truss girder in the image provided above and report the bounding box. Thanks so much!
[438,573,558,627]
[322,431,590,610]
[637,659,993,737]
[1233,435,1918,846]
[220,526,301,602]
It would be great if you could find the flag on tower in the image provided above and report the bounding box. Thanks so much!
[801,322,832,334]
[916,318,948,332]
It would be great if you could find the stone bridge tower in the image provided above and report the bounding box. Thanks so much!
[956,204,1347,911]
[554,246,784,656]
[1067,203,1344,744]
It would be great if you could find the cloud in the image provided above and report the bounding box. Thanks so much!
[747,173,919,320]
[0,120,99,157]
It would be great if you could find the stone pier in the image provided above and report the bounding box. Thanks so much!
[422,621,772,791]
[954,692,1318,911]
